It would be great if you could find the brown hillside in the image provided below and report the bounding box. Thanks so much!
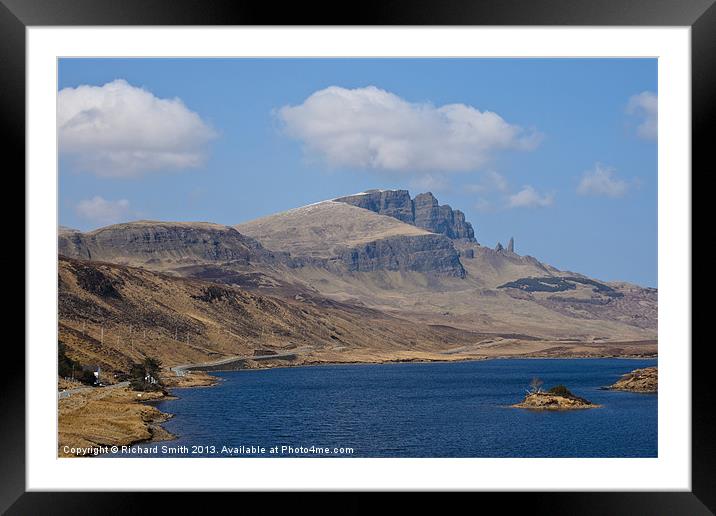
[58,256,490,376]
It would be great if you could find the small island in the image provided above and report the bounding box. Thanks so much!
[607,366,657,393]
[512,378,600,410]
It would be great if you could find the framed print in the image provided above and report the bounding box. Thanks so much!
[7,0,712,512]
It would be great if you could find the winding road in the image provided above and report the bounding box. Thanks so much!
[58,352,299,400]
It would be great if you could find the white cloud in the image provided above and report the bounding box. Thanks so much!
[577,163,629,198]
[627,91,657,140]
[277,86,541,172]
[507,186,554,209]
[58,79,216,177]
[75,196,132,225]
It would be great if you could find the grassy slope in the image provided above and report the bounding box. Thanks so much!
[59,255,490,376]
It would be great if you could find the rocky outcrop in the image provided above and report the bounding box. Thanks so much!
[512,392,600,410]
[335,189,415,224]
[494,238,516,254]
[498,276,623,296]
[412,192,475,240]
[512,386,600,410]
[58,221,287,266]
[335,190,476,242]
[335,234,466,277]
[608,366,657,393]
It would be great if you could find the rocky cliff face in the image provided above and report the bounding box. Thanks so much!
[413,193,475,240]
[335,189,415,224]
[336,234,466,277]
[59,217,466,278]
[58,221,286,266]
[335,190,476,242]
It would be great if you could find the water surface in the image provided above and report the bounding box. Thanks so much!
[115,358,657,458]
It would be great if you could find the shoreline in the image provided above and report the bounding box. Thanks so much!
[57,371,219,458]
[177,352,658,376]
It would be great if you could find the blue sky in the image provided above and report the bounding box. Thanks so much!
[58,58,657,287]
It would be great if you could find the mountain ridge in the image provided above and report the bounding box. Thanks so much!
[58,189,657,345]
[58,219,288,267]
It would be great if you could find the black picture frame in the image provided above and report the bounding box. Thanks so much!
[6,0,711,512]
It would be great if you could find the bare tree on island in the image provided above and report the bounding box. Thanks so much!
[529,377,544,394]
